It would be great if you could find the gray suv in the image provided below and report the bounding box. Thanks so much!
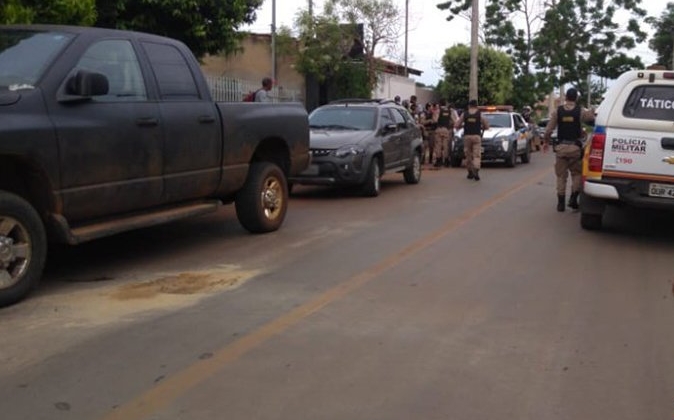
[289,99,423,196]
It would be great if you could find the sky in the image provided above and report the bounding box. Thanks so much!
[243,0,668,87]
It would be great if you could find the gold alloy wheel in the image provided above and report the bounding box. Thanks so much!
[0,215,31,289]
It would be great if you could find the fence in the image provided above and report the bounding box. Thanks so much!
[205,75,303,103]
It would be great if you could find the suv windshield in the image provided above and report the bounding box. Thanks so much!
[309,107,376,131]
[0,29,73,89]
[483,113,511,128]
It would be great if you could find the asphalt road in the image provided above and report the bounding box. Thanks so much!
[1,152,673,420]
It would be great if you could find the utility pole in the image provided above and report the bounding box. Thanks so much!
[548,0,557,117]
[469,0,478,101]
[404,0,409,77]
[271,0,276,91]
[308,0,313,17]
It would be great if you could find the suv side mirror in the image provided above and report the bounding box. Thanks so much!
[65,70,109,97]
[383,123,397,134]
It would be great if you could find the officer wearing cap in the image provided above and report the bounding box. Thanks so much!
[455,99,490,181]
[543,88,595,211]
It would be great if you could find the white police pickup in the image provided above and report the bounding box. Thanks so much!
[580,70,674,230]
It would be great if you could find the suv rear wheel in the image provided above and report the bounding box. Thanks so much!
[403,152,421,184]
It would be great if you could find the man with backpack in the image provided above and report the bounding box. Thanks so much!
[244,77,273,102]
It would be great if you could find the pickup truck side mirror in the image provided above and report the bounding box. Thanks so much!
[65,70,109,97]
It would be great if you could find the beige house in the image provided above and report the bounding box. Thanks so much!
[200,33,305,102]
[200,33,434,106]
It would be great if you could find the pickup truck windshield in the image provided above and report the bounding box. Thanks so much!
[0,29,73,89]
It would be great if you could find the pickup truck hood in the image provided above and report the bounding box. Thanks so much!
[310,130,372,149]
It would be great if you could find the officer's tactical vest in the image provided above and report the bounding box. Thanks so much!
[557,105,582,141]
[436,107,452,129]
[463,110,482,135]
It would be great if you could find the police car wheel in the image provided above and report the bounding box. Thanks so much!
[505,147,517,167]
[521,143,531,163]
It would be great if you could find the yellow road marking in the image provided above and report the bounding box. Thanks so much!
[101,167,552,420]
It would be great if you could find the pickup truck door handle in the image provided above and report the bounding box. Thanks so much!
[661,138,674,150]
[135,117,159,127]
[198,115,216,124]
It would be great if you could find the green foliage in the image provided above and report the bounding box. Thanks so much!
[325,0,401,91]
[293,11,355,82]
[646,2,674,69]
[330,61,371,98]
[437,0,648,107]
[95,0,263,58]
[440,44,513,108]
[1,0,97,25]
[436,0,472,21]
[0,0,262,58]
[533,0,646,84]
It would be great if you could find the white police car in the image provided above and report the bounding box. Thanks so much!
[451,106,533,167]
[581,70,674,230]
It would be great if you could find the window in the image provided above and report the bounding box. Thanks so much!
[379,109,395,129]
[391,108,407,128]
[142,42,199,100]
[75,40,147,102]
[0,29,73,88]
[623,85,674,122]
[308,107,376,131]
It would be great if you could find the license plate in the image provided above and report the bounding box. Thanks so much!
[302,164,319,176]
[648,183,674,198]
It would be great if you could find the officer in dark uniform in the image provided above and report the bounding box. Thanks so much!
[433,99,454,168]
[455,99,489,180]
[544,88,595,211]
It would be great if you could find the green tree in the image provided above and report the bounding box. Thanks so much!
[1,0,96,25]
[291,10,371,98]
[646,2,674,69]
[440,44,513,108]
[95,0,263,58]
[534,0,647,85]
[326,0,402,89]
[438,0,648,104]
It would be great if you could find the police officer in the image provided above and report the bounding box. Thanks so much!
[433,99,455,168]
[543,88,595,211]
[420,103,437,165]
[455,99,489,180]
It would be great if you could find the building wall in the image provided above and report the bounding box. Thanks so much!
[373,73,417,101]
[200,34,305,100]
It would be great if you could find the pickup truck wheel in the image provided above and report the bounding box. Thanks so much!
[0,192,47,307]
[403,152,422,184]
[361,158,381,197]
[450,156,462,167]
[235,162,288,233]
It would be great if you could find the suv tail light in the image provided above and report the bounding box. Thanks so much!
[588,131,606,173]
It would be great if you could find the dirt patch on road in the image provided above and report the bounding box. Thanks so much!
[111,270,251,300]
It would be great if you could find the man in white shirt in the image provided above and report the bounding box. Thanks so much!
[254,77,273,102]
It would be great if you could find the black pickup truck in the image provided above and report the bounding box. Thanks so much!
[0,25,310,306]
